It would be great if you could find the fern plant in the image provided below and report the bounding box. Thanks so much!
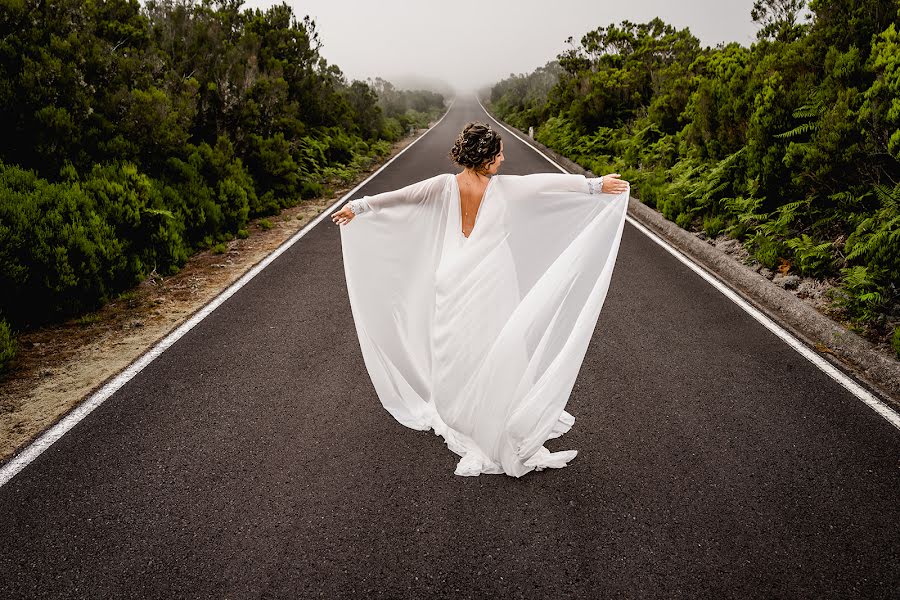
[722,195,768,240]
[703,214,727,237]
[745,232,786,269]
[844,183,900,284]
[784,234,837,277]
[758,198,808,237]
[774,99,824,140]
[692,147,746,215]
[829,265,890,324]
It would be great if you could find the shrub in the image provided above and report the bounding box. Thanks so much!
[0,162,126,326]
[161,138,255,247]
[0,160,192,329]
[703,214,727,237]
[300,179,324,200]
[81,161,188,285]
[675,211,694,229]
[746,233,786,269]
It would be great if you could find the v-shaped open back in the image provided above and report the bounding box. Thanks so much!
[454,174,495,240]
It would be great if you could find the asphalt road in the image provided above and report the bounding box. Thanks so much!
[1,95,898,599]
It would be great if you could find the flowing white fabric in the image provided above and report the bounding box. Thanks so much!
[339,172,629,477]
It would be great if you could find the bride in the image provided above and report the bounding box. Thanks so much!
[331,121,630,477]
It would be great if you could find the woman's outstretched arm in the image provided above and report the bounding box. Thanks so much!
[331,174,446,226]
[510,172,629,195]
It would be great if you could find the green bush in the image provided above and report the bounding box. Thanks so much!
[703,214,727,237]
[81,161,188,284]
[746,233,786,269]
[368,139,393,158]
[675,211,694,229]
[0,162,128,326]
[161,138,254,247]
[245,133,302,206]
[300,179,324,200]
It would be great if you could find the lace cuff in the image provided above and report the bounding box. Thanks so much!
[347,198,370,215]
[587,176,605,195]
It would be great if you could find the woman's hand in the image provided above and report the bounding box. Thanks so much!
[602,173,629,194]
[331,205,356,226]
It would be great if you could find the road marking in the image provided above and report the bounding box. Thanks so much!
[479,94,900,433]
[0,100,457,488]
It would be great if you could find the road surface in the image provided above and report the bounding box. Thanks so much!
[1,95,898,599]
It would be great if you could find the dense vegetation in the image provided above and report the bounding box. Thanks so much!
[488,0,900,357]
[0,0,445,372]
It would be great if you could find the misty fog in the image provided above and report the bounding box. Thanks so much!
[239,0,761,94]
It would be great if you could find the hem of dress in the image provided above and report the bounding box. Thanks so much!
[417,402,578,477]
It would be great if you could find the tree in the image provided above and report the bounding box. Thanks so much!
[752,0,810,43]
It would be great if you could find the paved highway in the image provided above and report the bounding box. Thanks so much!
[1,95,898,599]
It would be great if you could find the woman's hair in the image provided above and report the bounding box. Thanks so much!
[448,122,502,175]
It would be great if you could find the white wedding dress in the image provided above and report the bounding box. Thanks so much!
[339,172,629,477]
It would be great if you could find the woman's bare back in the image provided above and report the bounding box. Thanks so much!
[456,172,489,238]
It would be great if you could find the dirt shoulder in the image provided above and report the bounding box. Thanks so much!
[0,128,429,464]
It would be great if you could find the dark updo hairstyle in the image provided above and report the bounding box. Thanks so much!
[448,121,502,176]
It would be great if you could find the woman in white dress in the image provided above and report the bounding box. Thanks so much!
[331,122,630,477]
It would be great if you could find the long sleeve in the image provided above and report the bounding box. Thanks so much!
[506,173,605,195]
[346,173,447,217]
[586,177,604,194]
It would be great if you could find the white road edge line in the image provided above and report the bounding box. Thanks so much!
[479,94,900,433]
[0,99,458,489]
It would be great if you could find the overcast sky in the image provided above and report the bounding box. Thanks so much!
[240,0,761,93]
